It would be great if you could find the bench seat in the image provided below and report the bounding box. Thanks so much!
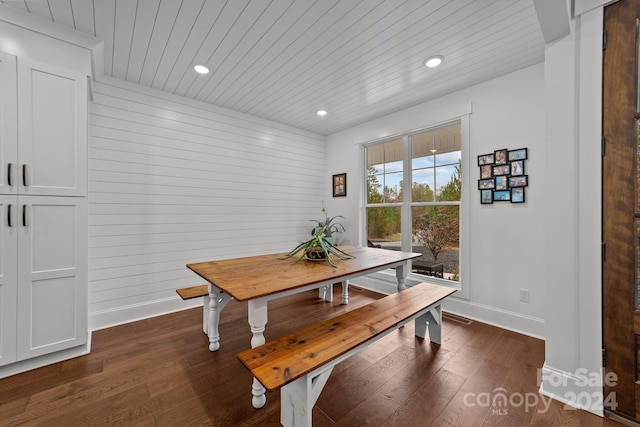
[175,284,208,300]
[176,284,211,334]
[237,282,456,426]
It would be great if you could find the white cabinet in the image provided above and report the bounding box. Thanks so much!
[0,52,17,195]
[1,197,87,365]
[3,56,87,197]
[16,197,87,360]
[0,196,18,366]
[0,51,88,368]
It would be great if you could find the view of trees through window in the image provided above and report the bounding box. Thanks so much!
[366,121,461,281]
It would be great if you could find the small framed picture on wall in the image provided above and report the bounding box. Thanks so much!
[333,173,347,197]
[480,189,493,204]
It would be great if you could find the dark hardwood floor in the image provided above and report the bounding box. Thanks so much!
[0,286,623,426]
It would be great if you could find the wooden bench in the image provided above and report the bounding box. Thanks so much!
[176,284,210,334]
[176,284,208,300]
[237,282,456,427]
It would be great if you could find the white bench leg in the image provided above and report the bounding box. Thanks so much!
[281,366,334,427]
[318,284,333,302]
[202,295,209,334]
[415,304,442,344]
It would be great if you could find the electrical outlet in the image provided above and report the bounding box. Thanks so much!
[519,289,530,303]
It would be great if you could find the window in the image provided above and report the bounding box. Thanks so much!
[365,121,461,281]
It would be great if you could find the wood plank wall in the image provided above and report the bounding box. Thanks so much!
[87,79,326,329]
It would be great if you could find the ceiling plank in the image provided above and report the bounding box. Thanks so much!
[125,0,160,83]
[94,0,116,75]
[255,0,467,123]
[166,0,252,96]
[206,0,320,106]
[3,0,546,135]
[204,0,342,108]
[48,0,74,28]
[23,0,51,19]
[70,0,95,35]
[111,0,138,80]
[150,0,205,90]
[228,0,366,115]
[270,0,540,133]
[182,0,297,100]
[137,0,182,87]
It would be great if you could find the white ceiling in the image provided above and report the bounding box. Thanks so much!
[0,0,545,136]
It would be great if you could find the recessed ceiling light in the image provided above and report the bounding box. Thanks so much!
[194,65,209,74]
[317,110,327,116]
[424,55,444,68]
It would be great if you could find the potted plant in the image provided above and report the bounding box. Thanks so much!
[284,209,354,267]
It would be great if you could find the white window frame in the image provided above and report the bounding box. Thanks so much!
[359,115,470,299]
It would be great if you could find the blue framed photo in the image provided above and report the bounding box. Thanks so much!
[493,190,510,202]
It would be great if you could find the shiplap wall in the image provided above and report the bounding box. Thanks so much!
[88,78,326,330]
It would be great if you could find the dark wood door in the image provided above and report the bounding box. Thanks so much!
[603,0,640,420]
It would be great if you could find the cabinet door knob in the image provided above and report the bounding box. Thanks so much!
[22,204,27,227]
[7,163,12,187]
[7,204,12,227]
[22,164,28,187]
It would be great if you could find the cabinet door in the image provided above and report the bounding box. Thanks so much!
[0,52,17,195]
[16,196,87,360]
[0,197,17,366]
[17,59,87,197]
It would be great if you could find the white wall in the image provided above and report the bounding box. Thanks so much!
[88,77,326,330]
[540,5,603,415]
[325,63,547,338]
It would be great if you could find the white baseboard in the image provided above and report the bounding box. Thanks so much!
[352,273,545,340]
[89,296,203,331]
[0,334,91,379]
[442,295,545,340]
[539,363,605,417]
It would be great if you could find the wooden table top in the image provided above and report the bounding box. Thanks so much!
[186,246,421,301]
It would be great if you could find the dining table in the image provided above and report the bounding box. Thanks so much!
[186,245,421,408]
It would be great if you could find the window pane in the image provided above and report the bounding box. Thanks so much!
[365,120,462,282]
[435,150,461,167]
[366,138,404,203]
[412,205,459,282]
[367,206,401,247]
[436,164,461,202]
[412,122,461,203]
[412,168,435,202]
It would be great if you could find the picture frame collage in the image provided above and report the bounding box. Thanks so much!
[478,148,528,204]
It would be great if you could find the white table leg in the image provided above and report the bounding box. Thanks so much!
[341,280,349,305]
[396,264,407,291]
[207,286,232,352]
[248,298,268,408]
